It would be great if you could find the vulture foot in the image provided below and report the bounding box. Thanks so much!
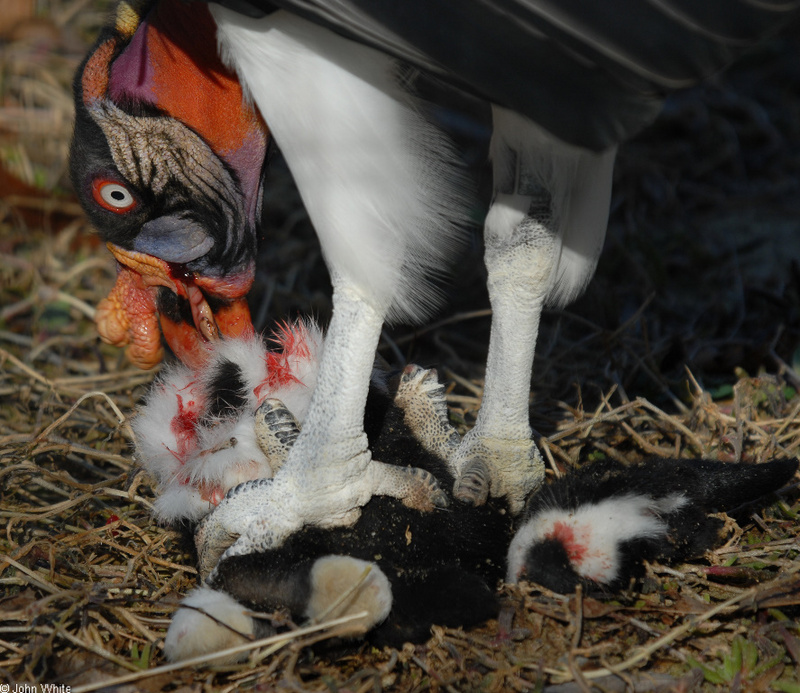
[452,431,544,514]
[196,435,450,580]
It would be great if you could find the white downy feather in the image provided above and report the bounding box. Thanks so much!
[264,320,325,423]
[132,364,205,488]
[133,322,325,523]
[506,492,688,584]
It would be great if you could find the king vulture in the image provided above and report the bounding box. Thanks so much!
[69,0,800,557]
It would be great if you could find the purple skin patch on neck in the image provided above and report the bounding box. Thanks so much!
[227,129,267,228]
[109,14,158,107]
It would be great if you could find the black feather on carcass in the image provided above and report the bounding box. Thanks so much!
[142,326,796,661]
[507,456,798,594]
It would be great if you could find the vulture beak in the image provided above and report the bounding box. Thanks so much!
[97,243,255,369]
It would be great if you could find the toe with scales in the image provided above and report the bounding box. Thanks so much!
[372,463,449,512]
[393,364,461,466]
[454,457,491,507]
[253,398,301,472]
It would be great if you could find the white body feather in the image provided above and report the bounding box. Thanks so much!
[211,8,469,324]
[490,108,616,308]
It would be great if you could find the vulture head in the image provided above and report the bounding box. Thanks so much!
[70,0,267,368]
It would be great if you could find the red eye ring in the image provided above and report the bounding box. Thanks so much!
[92,178,137,213]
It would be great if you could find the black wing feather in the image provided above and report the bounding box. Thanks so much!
[204,0,799,149]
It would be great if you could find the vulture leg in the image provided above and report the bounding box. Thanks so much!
[197,6,467,564]
[451,189,551,512]
[196,289,447,578]
[452,108,616,513]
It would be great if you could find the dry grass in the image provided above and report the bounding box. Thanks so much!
[2,4,800,691]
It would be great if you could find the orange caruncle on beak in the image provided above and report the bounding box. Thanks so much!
[96,263,164,369]
[97,243,254,369]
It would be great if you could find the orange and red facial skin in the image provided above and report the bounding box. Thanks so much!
[96,262,165,369]
[75,0,267,369]
[99,244,256,369]
[158,294,256,370]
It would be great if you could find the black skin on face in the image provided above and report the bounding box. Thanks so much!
[70,72,258,279]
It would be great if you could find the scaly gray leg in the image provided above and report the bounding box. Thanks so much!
[450,108,615,513]
[195,286,448,579]
[451,190,553,513]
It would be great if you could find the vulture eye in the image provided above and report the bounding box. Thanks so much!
[92,179,137,213]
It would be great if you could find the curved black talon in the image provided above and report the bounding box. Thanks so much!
[454,458,490,506]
